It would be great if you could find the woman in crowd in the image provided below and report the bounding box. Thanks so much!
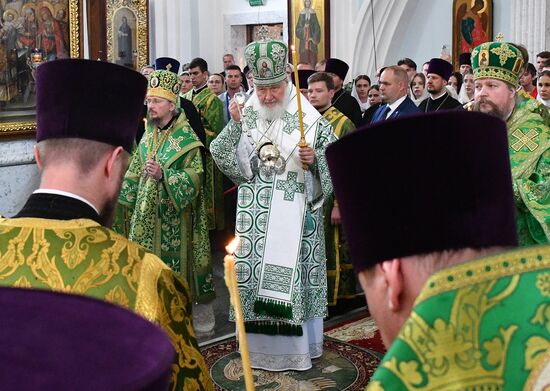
[351,75,372,114]
[537,70,550,108]
[360,85,382,125]
[459,70,475,104]
[410,72,428,106]
[448,72,463,95]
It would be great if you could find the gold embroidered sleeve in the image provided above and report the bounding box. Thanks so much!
[163,147,203,213]
[136,254,213,391]
[517,146,550,243]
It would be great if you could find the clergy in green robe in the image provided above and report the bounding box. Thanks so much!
[366,245,550,390]
[3,59,214,391]
[117,69,215,304]
[326,110,549,390]
[471,41,550,246]
[211,39,336,371]
[185,57,225,231]
[307,71,358,308]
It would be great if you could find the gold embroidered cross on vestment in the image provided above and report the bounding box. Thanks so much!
[511,129,539,152]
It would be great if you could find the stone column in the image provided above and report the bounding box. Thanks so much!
[0,140,40,217]
[511,0,547,62]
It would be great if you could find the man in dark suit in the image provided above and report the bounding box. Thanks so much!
[371,65,420,123]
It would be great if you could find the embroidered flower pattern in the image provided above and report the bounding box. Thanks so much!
[536,272,550,297]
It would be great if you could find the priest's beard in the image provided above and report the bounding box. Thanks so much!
[473,98,508,120]
[253,86,291,122]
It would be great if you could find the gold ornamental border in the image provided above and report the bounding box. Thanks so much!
[106,0,149,72]
[0,0,82,138]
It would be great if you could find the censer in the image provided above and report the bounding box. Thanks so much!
[257,142,286,175]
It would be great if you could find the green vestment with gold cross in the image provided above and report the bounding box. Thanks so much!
[210,83,337,330]
[507,95,550,246]
[117,112,215,303]
[322,106,358,306]
[0,217,214,391]
[185,87,225,231]
[367,244,550,390]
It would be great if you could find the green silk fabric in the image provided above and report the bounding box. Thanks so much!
[507,94,550,246]
[0,217,214,391]
[367,245,550,390]
[185,87,225,231]
[117,112,214,302]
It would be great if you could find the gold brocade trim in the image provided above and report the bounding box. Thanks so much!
[473,66,519,86]
[524,350,550,391]
[135,253,165,322]
[416,245,550,305]
[164,140,202,169]
[507,103,550,180]
[330,225,341,306]
[147,87,177,103]
[68,0,81,58]
[164,152,199,215]
[0,217,99,229]
[189,89,215,111]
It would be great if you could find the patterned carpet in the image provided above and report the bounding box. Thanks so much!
[201,314,383,390]
[324,314,386,358]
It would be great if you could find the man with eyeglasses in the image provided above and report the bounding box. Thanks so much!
[118,69,215,336]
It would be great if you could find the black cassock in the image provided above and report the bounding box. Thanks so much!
[418,92,464,112]
[332,89,362,128]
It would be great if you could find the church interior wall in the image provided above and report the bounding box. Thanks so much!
[0,0,544,216]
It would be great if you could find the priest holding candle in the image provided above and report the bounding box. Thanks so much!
[211,39,337,371]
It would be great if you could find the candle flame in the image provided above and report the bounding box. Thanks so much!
[291,44,296,52]
[143,118,146,124]
[225,236,240,254]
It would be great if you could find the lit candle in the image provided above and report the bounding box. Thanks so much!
[290,45,306,145]
[224,237,254,391]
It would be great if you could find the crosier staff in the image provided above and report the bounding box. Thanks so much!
[291,44,314,203]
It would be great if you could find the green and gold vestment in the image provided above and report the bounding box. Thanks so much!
[117,112,214,302]
[0,217,213,391]
[322,106,357,305]
[367,245,550,390]
[507,95,550,246]
[210,85,336,328]
[185,87,225,231]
